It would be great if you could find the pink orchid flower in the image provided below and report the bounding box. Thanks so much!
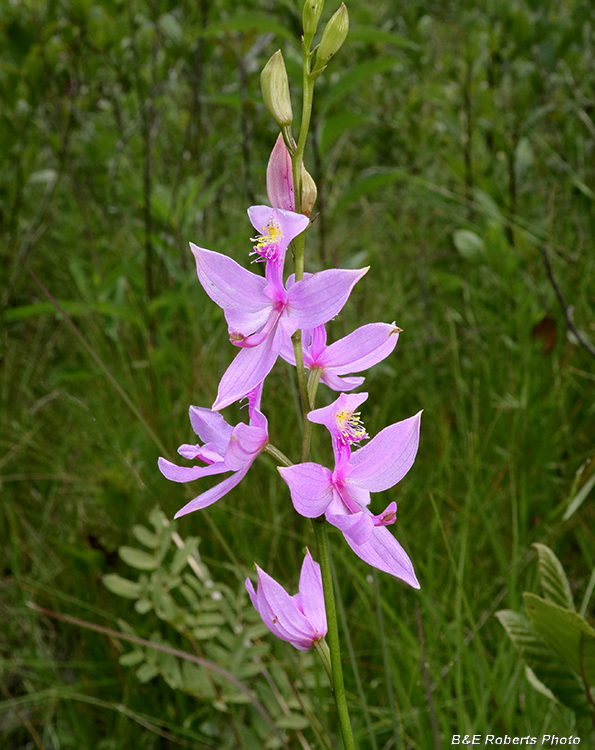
[279,393,422,587]
[158,387,268,519]
[280,322,401,391]
[246,548,327,651]
[191,206,368,410]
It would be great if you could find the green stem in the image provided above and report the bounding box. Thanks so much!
[263,443,292,468]
[312,519,356,750]
[287,24,356,748]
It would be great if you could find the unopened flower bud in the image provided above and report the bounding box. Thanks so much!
[267,134,295,211]
[301,168,317,216]
[302,0,325,39]
[261,51,293,128]
[315,3,348,67]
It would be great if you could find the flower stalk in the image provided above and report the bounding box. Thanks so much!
[286,22,357,747]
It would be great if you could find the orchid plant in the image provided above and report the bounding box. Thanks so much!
[159,2,422,745]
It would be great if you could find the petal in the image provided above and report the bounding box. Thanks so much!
[349,411,422,492]
[213,334,278,411]
[248,206,309,248]
[320,322,400,374]
[372,501,397,527]
[278,463,334,518]
[343,524,420,588]
[177,443,223,463]
[253,566,317,649]
[158,456,230,483]
[287,267,369,329]
[320,372,365,391]
[188,407,233,453]
[225,423,267,471]
[266,134,295,211]
[173,466,249,518]
[327,509,374,546]
[191,244,270,336]
[298,549,327,637]
[308,392,368,436]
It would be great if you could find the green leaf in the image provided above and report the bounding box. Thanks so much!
[453,229,484,259]
[131,525,160,549]
[119,546,159,570]
[119,650,145,667]
[332,169,406,216]
[496,609,591,715]
[199,15,293,41]
[320,56,401,113]
[348,25,420,51]
[170,537,199,575]
[275,713,310,730]
[102,574,141,600]
[523,593,595,686]
[4,301,141,325]
[320,112,370,155]
[533,543,574,610]
[563,472,595,521]
[136,663,159,683]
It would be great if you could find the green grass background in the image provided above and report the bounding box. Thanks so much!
[1,0,594,747]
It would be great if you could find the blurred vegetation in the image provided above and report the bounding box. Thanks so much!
[1,0,595,747]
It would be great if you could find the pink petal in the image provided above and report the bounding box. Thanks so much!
[320,322,400,374]
[320,372,365,391]
[177,443,223,463]
[287,267,369,329]
[278,463,334,517]
[173,465,249,518]
[308,392,368,436]
[252,566,318,649]
[225,423,268,471]
[266,134,295,211]
[298,549,327,637]
[327,509,374,546]
[349,412,422,492]
[158,456,230,483]
[190,244,270,336]
[188,407,233,453]
[213,334,278,411]
[248,206,309,248]
[344,525,420,588]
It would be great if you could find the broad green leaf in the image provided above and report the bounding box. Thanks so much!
[119,650,145,667]
[102,574,141,600]
[496,609,591,715]
[119,546,159,570]
[181,661,217,700]
[524,593,595,686]
[453,229,484,259]
[132,524,160,549]
[170,537,199,575]
[136,663,159,683]
[524,665,557,702]
[276,713,310,730]
[320,56,401,113]
[332,169,406,216]
[533,543,574,610]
